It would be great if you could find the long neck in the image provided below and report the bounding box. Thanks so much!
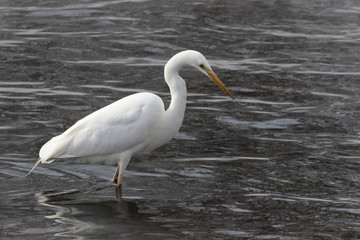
[164,62,187,130]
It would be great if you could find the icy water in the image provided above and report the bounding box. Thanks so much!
[1,0,360,239]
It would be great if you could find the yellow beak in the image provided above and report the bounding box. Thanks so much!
[204,67,235,100]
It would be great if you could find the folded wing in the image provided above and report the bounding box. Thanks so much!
[39,92,165,162]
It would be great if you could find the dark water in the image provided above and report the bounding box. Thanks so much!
[1,0,360,239]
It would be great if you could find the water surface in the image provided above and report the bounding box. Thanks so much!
[1,0,360,239]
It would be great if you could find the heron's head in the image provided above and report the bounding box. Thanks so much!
[187,50,235,100]
[166,50,234,100]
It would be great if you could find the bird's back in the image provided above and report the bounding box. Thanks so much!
[39,92,166,163]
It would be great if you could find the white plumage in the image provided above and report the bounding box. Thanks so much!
[28,50,234,187]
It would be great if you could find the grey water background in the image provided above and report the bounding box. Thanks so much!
[1,0,360,239]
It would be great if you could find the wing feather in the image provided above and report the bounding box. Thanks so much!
[39,92,165,161]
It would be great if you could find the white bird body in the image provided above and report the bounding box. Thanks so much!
[40,93,176,164]
[28,50,234,187]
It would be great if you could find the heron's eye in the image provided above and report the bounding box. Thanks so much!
[199,64,205,69]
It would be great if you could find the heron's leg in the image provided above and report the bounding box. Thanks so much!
[115,156,131,187]
[116,173,123,187]
[112,165,120,183]
[115,185,122,198]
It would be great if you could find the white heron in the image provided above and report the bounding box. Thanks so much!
[27,50,234,187]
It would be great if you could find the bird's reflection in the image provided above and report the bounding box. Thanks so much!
[35,188,171,239]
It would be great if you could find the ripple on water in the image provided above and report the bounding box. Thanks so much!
[331,208,360,215]
[294,70,360,76]
[218,116,299,129]
[0,40,25,47]
[238,98,295,105]
[64,57,166,66]
[215,230,252,238]
[221,204,253,213]
[171,156,270,162]
[79,84,161,95]
[27,9,103,17]
[174,132,197,140]
[283,106,317,113]
[244,193,360,205]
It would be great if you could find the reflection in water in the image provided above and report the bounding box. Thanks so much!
[36,189,94,238]
[35,189,177,239]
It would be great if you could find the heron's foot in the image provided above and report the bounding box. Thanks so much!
[116,176,123,187]
[113,177,118,184]
[112,164,123,188]
[112,178,122,186]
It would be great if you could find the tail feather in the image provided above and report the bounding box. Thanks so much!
[26,158,42,176]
